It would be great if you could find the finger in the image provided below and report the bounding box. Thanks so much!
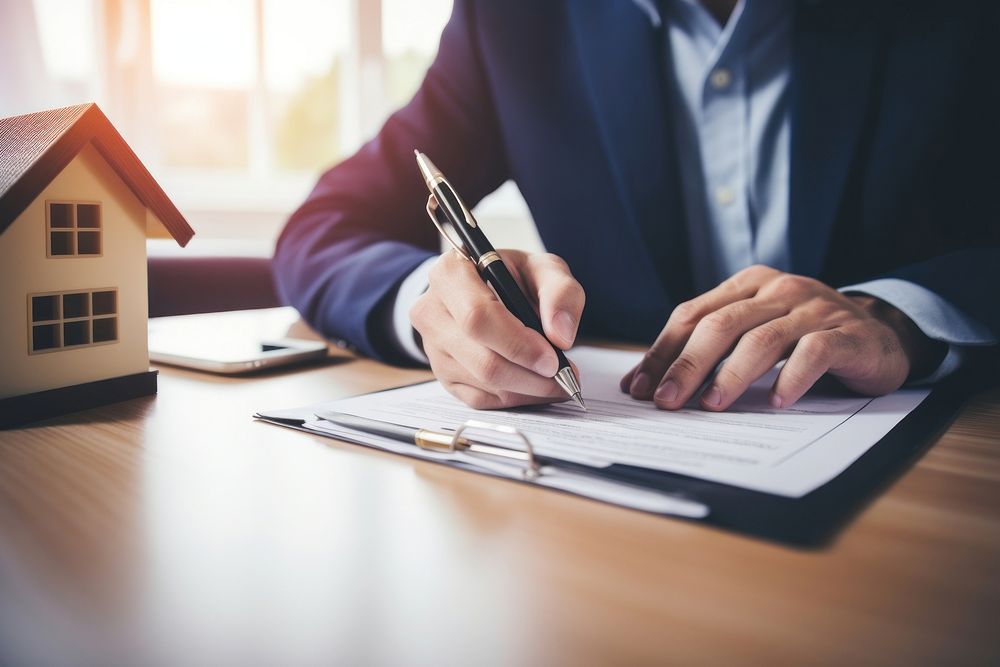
[628,266,776,400]
[431,252,559,376]
[620,364,638,393]
[521,253,585,349]
[445,382,567,410]
[409,288,451,341]
[649,298,788,409]
[444,382,507,410]
[700,312,810,411]
[432,343,565,400]
[770,327,875,408]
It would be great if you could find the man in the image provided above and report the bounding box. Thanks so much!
[274,0,999,412]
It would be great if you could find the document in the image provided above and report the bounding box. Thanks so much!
[312,347,930,498]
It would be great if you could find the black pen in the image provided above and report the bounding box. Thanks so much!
[414,150,586,410]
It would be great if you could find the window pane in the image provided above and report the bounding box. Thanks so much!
[265,0,349,171]
[93,317,117,343]
[382,0,453,108]
[63,320,89,346]
[49,202,73,228]
[32,295,60,322]
[92,291,116,316]
[63,292,89,318]
[77,204,100,228]
[50,231,74,255]
[32,324,60,351]
[78,231,101,255]
[151,0,255,168]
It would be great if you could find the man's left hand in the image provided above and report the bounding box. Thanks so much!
[620,265,944,411]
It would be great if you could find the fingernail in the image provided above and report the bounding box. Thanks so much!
[630,372,652,396]
[554,310,577,345]
[534,354,557,377]
[654,379,679,403]
[702,385,722,408]
[770,393,783,409]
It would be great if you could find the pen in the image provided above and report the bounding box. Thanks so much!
[414,150,586,410]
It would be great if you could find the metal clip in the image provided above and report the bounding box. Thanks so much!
[426,195,471,260]
[450,419,541,481]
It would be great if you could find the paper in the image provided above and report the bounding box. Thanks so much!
[318,347,930,498]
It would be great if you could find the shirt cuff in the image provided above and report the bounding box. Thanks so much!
[387,255,439,365]
[840,278,997,384]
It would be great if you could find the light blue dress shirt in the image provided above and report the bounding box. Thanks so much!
[390,0,997,377]
[664,0,792,293]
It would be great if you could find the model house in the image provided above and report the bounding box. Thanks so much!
[0,103,194,426]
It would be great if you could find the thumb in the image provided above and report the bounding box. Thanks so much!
[523,253,585,350]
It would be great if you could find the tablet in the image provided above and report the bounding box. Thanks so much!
[148,307,328,374]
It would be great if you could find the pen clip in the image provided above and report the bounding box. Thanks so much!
[426,194,471,260]
[451,419,541,481]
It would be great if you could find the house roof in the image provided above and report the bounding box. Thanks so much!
[0,103,193,246]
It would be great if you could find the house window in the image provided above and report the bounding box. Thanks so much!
[28,289,119,354]
[46,202,102,257]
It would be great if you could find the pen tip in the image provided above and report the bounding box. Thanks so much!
[572,394,587,412]
[414,149,421,157]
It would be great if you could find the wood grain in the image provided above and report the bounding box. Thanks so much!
[0,347,998,665]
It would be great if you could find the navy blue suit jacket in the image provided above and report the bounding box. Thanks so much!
[274,0,1000,366]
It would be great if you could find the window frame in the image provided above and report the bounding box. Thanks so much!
[45,200,104,258]
[27,288,119,355]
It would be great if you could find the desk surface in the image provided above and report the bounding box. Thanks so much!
[1,341,999,665]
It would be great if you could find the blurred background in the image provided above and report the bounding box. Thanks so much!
[1,0,540,258]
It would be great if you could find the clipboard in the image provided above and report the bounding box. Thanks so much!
[255,372,970,549]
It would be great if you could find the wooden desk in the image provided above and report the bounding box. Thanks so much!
[1,347,998,665]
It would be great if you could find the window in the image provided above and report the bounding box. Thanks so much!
[382,0,454,109]
[27,0,464,242]
[46,201,102,257]
[28,289,119,354]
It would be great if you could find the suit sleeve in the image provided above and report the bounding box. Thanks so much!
[272,0,508,364]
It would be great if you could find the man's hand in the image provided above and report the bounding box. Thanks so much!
[411,249,585,409]
[620,265,944,411]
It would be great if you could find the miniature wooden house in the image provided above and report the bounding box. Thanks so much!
[0,103,194,426]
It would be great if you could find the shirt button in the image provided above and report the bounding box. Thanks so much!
[710,68,732,89]
[715,185,735,206]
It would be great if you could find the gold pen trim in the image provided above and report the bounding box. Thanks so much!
[415,421,541,480]
[415,428,465,452]
[477,251,501,271]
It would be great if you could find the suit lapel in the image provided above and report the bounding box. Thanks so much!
[789,2,882,277]
[567,1,693,304]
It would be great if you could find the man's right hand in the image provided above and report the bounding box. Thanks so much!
[410,249,585,409]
